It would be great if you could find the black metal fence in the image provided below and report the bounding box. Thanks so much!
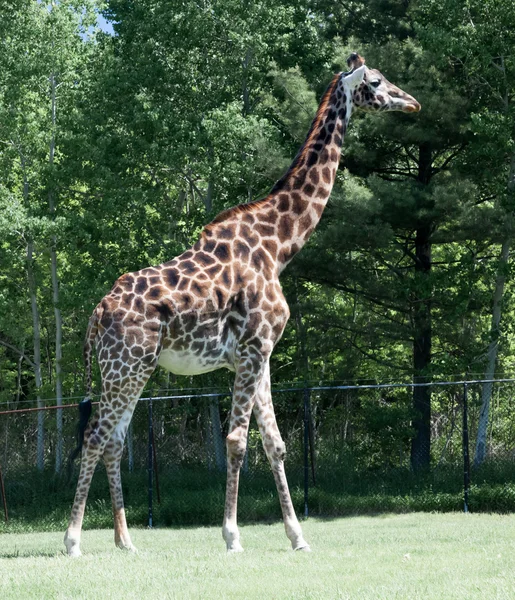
[1,379,515,526]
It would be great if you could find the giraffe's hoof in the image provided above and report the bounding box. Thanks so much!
[226,540,244,553]
[64,532,82,557]
[117,542,138,554]
[294,543,312,552]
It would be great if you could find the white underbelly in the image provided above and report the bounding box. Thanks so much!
[157,348,232,376]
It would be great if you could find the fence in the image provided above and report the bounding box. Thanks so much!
[1,379,515,527]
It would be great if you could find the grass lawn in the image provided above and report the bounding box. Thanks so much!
[1,513,514,599]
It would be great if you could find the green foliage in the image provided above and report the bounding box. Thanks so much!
[1,0,515,482]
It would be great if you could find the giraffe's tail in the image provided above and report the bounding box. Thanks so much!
[66,398,93,480]
[83,309,100,400]
[67,309,100,474]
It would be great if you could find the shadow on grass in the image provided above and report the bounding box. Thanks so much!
[0,549,65,559]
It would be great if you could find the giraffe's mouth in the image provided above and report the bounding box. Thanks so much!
[404,101,421,113]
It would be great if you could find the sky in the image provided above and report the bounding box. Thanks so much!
[97,12,114,35]
[37,2,116,37]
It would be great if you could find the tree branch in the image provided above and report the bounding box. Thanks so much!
[300,275,410,314]
[0,339,35,369]
[431,144,467,176]
[341,332,410,371]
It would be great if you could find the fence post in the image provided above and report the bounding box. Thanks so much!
[0,462,7,522]
[152,415,161,505]
[127,422,134,473]
[462,383,470,513]
[148,397,154,528]
[303,386,310,518]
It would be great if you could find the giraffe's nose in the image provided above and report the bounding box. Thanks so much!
[405,100,421,113]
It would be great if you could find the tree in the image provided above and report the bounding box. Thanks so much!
[279,32,476,468]
[415,0,515,466]
[0,0,96,470]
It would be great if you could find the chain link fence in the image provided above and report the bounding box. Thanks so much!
[1,379,515,526]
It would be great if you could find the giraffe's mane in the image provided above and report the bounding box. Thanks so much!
[202,196,272,232]
[269,71,341,194]
[201,72,342,235]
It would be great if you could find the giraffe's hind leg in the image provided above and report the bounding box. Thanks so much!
[252,361,310,551]
[222,351,270,552]
[103,399,139,552]
[64,407,116,557]
[64,367,155,557]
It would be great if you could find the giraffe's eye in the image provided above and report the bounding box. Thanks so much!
[370,80,381,89]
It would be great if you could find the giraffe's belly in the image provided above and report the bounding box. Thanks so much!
[157,348,234,376]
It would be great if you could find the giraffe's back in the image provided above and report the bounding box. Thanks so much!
[93,211,291,377]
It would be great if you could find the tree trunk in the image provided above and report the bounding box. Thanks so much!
[474,54,515,467]
[242,46,253,203]
[411,142,433,472]
[474,152,515,466]
[204,401,215,471]
[205,147,214,213]
[27,240,44,471]
[20,152,45,471]
[294,278,316,478]
[16,353,23,405]
[48,72,64,473]
[206,177,214,213]
[473,238,511,466]
[51,243,63,472]
[127,421,134,472]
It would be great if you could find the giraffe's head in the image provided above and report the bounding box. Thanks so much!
[345,52,421,114]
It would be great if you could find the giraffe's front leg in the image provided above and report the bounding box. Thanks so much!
[253,362,310,551]
[222,354,264,552]
[223,427,247,553]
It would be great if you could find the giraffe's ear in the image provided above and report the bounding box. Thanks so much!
[343,65,365,89]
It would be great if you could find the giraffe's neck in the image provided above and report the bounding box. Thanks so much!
[267,73,353,272]
[201,73,354,277]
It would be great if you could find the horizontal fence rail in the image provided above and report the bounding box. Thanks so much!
[1,379,515,527]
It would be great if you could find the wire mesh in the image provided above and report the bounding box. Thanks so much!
[1,380,514,527]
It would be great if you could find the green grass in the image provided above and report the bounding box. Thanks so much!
[1,514,515,599]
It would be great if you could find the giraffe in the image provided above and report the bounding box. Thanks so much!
[64,53,420,557]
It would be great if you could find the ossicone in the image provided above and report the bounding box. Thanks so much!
[347,53,366,70]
